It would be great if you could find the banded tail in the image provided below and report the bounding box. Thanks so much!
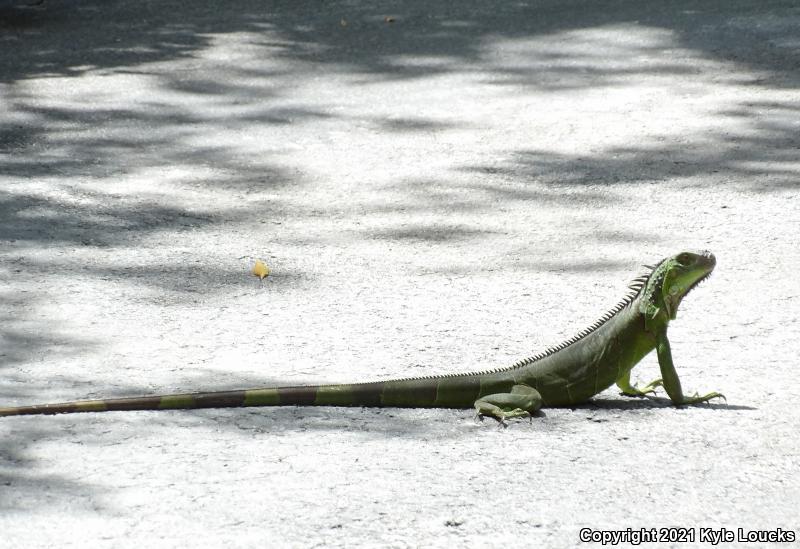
[0,376,480,417]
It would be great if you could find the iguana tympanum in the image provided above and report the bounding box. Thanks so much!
[0,250,724,423]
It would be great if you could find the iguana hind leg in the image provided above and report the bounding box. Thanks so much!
[616,370,663,397]
[474,384,542,426]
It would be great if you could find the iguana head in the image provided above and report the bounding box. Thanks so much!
[641,250,715,325]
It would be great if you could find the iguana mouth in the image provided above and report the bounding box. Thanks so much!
[700,249,716,266]
[684,250,716,295]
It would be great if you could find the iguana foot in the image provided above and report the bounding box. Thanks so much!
[474,412,509,429]
[619,378,663,397]
[474,405,531,428]
[473,384,542,426]
[677,391,726,406]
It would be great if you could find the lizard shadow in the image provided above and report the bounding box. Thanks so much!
[583,395,755,412]
[209,406,481,440]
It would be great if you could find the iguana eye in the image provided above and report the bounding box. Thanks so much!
[677,253,690,264]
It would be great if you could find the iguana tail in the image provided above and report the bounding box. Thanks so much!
[0,376,477,416]
[0,383,384,416]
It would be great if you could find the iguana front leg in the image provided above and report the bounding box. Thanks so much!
[656,331,725,405]
[474,384,542,426]
[616,369,663,397]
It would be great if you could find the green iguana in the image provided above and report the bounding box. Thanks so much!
[0,250,724,423]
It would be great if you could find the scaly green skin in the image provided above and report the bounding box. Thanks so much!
[0,251,724,423]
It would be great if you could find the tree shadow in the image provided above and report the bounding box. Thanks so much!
[1,0,795,238]
[462,101,799,192]
[0,189,215,245]
[0,422,114,513]
[1,0,789,391]
[0,291,97,375]
[0,0,793,513]
[369,223,498,243]
[2,0,798,86]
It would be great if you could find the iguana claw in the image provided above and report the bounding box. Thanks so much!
[678,391,726,405]
[475,411,509,428]
[620,378,664,397]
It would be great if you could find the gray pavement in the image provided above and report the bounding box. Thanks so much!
[1,1,799,547]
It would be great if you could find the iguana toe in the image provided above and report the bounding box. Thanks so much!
[679,391,726,405]
[620,379,663,397]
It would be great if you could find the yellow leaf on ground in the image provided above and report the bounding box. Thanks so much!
[252,260,270,280]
